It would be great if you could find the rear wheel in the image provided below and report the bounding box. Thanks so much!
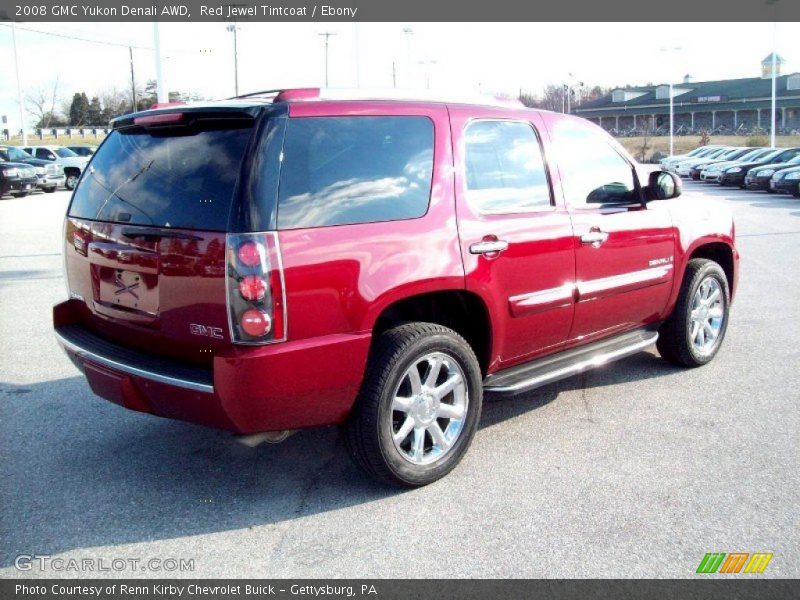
[657,259,730,367]
[12,191,29,198]
[65,172,79,190]
[44,186,56,194]
[343,322,482,487]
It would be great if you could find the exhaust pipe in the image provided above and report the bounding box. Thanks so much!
[236,430,297,447]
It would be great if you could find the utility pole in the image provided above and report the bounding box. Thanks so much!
[403,27,414,87]
[129,47,137,112]
[227,24,240,96]
[392,61,397,88]
[11,21,27,145]
[318,32,336,87]
[153,22,167,104]
[770,28,778,148]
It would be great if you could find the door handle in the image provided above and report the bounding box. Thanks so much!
[580,230,609,246]
[469,240,509,255]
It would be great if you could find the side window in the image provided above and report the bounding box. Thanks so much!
[551,119,638,206]
[463,120,551,213]
[36,149,52,160]
[277,116,434,229]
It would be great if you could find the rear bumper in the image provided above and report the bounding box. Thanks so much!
[54,300,371,433]
[38,174,66,188]
[1,177,37,194]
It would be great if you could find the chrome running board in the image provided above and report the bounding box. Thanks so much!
[484,329,658,394]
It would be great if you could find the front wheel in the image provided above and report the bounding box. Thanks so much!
[657,258,730,367]
[343,323,483,487]
[44,186,56,194]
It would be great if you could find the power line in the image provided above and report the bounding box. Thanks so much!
[0,22,153,50]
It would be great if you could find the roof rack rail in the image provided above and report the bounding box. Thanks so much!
[227,89,284,100]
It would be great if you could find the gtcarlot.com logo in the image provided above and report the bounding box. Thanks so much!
[696,552,773,574]
[14,554,195,573]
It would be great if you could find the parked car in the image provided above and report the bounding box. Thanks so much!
[0,160,38,197]
[744,153,800,191]
[54,90,739,487]
[22,145,90,190]
[675,147,733,177]
[686,147,751,180]
[700,147,773,183]
[660,145,725,170]
[0,145,66,193]
[769,165,800,197]
[67,145,97,157]
[721,147,800,187]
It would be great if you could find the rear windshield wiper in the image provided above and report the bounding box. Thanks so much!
[122,228,203,242]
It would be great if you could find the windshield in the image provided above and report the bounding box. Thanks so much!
[737,148,768,161]
[69,122,254,231]
[721,148,746,159]
[757,149,784,163]
[1,147,34,161]
[55,147,79,158]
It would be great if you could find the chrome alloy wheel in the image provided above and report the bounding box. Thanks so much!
[390,352,468,466]
[689,277,725,355]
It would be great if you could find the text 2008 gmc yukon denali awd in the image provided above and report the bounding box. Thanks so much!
[54,89,739,486]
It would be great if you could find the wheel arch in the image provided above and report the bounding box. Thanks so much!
[370,289,493,376]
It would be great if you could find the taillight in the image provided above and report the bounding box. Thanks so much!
[226,232,286,344]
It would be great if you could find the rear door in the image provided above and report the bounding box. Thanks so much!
[64,109,260,365]
[451,106,576,369]
[546,114,675,343]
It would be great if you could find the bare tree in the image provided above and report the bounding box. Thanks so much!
[25,78,62,129]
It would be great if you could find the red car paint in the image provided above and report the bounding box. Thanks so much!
[54,93,738,435]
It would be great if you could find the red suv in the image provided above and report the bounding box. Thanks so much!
[54,89,739,486]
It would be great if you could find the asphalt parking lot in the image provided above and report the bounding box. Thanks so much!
[1,182,798,579]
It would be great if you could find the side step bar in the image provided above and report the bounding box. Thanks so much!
[484,329,658,394]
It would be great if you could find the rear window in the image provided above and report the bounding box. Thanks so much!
[277,116,434,229]
[69,122,254,231]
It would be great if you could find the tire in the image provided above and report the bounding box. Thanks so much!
[657,258,730,368]
[792,190,800,198]
[65,172,79,190]
[44,187,56,194]
[343,322,483,487]
[12,191,29,198]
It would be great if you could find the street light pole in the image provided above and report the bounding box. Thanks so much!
[318,32,336,87]
[226,24,240,96]
[153,22,167,104]
[129,47,137,112]
[770,26,777,148]
[669,82,674,156]
[11,21,27,146]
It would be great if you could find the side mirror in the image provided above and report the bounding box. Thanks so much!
[646,170,682,201]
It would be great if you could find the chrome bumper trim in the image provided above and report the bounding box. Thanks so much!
[55,330,214,393]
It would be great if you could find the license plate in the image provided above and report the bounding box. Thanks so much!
[23,184,31,190]
[99,269,158,313]
[770,181,776,189]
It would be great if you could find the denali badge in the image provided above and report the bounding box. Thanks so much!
[649,256,674,267]
[190,324,224,339]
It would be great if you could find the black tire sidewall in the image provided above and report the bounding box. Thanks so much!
[375,331,482,486]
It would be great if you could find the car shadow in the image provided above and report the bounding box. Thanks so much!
[0,350,680,566]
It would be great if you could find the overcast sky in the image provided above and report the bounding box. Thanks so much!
[0,22,798,130]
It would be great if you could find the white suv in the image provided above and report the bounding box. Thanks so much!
[23,145,90,190]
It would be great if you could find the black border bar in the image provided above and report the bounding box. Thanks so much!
[3,579,800,600]
[1,0,799,22]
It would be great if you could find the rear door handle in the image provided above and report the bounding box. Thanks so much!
[580,230,609,245]
[469,240,509,255]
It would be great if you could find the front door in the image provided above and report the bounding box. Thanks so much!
[545,114,675,342]
[451,107,576,371]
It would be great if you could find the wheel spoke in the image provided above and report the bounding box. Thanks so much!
[705,288,720,305]
[708,306,724,319]
[392,396,413,412]
[428,422,450,451]
[695,325,705,346]
[703,322,716,341]
[690,321,700,341]
[433,375,461,400]
[424,356,444,388]
[437,402,465,420]
[411,427,425,460]
[406,366,422,395]
[394,417,414,444]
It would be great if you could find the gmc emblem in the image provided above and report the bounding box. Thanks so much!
[190,324,224,339]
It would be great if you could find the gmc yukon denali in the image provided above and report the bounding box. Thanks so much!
[54,89,739,486]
